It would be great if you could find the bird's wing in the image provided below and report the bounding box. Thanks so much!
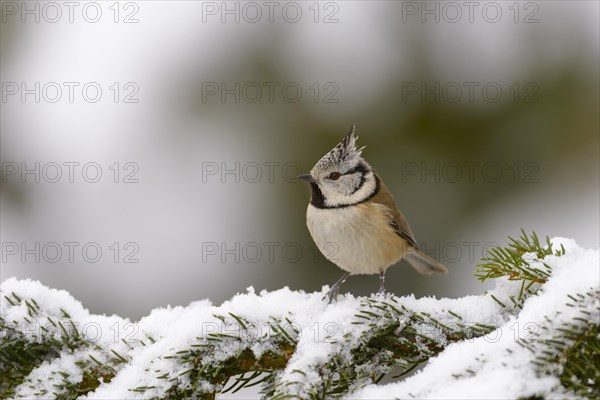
[371,174,419,249]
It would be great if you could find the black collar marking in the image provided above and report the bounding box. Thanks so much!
[349,163,369,195]
[309,173,380,209]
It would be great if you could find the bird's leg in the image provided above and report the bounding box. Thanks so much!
[322,271,350,303]
[378,271,386,294]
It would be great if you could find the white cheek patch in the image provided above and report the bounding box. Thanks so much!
[324,172,377,207]
[329,175,359,196]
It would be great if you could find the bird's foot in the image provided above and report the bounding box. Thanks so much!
[322,272,350,304]
[322,286,339,303]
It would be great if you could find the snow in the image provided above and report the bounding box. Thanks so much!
[1,278,133,349]
[84,287,365,399]
[1,278,137,399]
[353,237,599,399]
[1,237,598,399]
[13,352,83,399]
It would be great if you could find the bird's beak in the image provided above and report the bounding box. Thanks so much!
[297,174,316,184]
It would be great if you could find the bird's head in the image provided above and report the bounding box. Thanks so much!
[298,125,377,208]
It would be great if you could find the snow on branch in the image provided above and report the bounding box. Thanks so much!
[1,232,598,399]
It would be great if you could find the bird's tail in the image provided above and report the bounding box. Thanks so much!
[406,250,448,275]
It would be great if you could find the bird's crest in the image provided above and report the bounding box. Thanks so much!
[312,125,365,173]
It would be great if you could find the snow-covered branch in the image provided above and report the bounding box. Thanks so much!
[1,232,598,399]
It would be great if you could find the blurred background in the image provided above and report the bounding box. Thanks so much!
[1,1,598,320]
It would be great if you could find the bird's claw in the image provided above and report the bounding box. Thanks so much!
[322,286,339,303]
[322,272,350,304]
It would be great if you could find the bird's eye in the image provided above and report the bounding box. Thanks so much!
[329,172,341,180]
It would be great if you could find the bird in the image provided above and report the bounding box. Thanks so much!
[298,125,448,303]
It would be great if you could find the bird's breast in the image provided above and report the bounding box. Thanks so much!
[306,202,408,275]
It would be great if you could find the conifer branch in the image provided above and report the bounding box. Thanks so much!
[1,231,598,399]
[475,229,564,284]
